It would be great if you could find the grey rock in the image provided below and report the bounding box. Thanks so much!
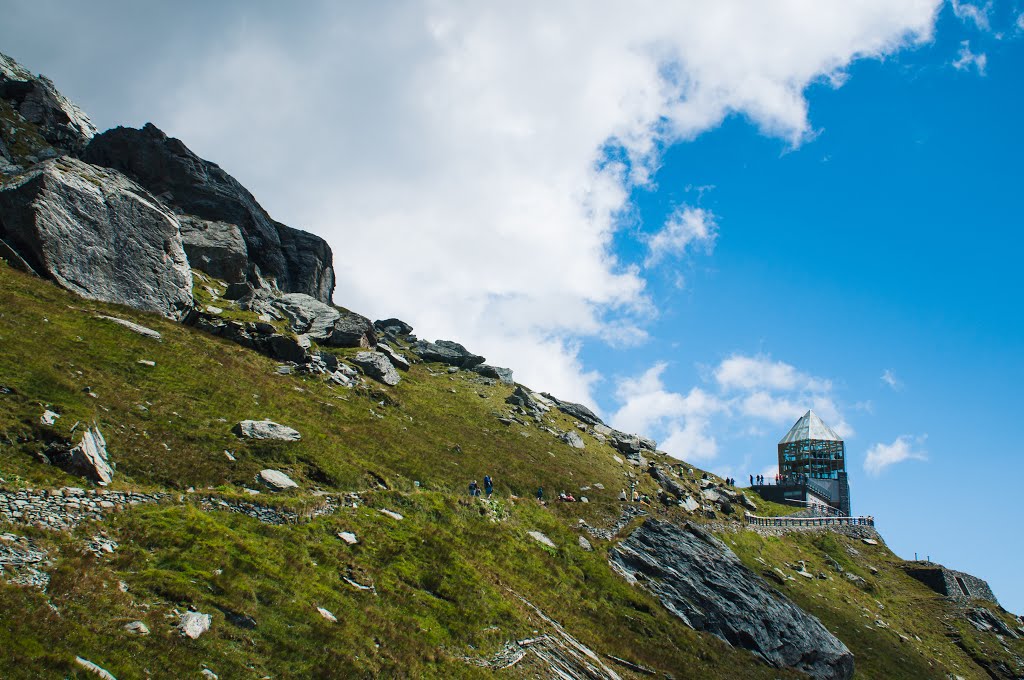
[541,393,605,426]
[0,53,97,154]
[123,620,150,635]
[560,431,585,449]
[257,469,298,491]
[74,657,117,680]
[377,342,411,371]
[178,215,248,283]
[263,334,307,364]
[40,409,60,426]
[84,123,335,302]
[411,339,485,368]
[63,426,114,486]
[179,610,212,639]
[472,364,514,385]
[351,351,400,386]
[232,420,301,441]
[260,292,375,348]
[97,315,162,340]
[373,318,413,336]
[528,531,555,548]
[578,535,593,551]
[505,385,551,415]
[610,520,854,680]
[0,158,193,318]
[317,606,338,623]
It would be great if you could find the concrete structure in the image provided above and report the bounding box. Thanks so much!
[903,562,999,605]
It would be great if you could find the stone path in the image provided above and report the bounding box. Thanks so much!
[0,487,351,532]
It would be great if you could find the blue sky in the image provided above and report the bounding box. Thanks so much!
[1,1,1021,611]
[594,3,1024,612]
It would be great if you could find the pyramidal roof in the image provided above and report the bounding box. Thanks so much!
[779,410,843,445]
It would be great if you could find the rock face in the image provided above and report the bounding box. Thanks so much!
[178,216,248,283]
[0,157,193,318]
[84,123,335,302]
[351,351,401,386]
[610,520,854,680]
[0,52,97,154]
[62,426,114,486]
[233,420,301,441]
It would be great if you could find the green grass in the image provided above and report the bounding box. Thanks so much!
[1,261,1021,679]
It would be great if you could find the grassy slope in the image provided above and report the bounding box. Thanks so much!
[0,261,1020,679]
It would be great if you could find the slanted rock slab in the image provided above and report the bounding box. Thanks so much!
[610,520,854,680]
[123,620,150,635]
[257,469,298,491]
[317,606,338,623]
[233,420,301,441]
[74,657,117,680]
[528,531,555,548]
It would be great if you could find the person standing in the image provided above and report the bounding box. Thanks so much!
[469,480,478,497]
[484,475,493,497]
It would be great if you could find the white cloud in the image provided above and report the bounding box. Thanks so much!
[952,40,987,73]
[715,354,832,393]
[123,2,940,406]
[645,205,718,266]
[611,352,854,464]
[951,0,992,31]
[864,435,928,475]
[1017,13,1024,32]
[611,362,724,438]
[881,369,903,390]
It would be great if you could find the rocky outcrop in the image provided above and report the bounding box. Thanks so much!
[542,393,604,426]
[0,52,97,155]
[84,123,335,302]
[412,339,485,368]
[238,290,376,348]
[0,157,193,318]
[610,520,854,680]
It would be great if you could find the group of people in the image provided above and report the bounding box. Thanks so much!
[748,472,809,486]
[722,477,736,486]
[468,475,494,497]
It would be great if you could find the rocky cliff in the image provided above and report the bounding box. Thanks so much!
[84,123,335,302]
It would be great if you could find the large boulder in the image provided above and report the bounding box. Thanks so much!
[0,157,193,318]
[373,318,413,337]
[411,339,485,368]
[350,351,401,386]
[257,469,299,491]
[0,52,96,154]
[610,520,854,680]
[84,123,335,302]
[179,215,248,283]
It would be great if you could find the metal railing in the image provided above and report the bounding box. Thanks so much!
[744,512,874,528]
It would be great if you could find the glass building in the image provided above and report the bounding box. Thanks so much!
[777,410,846,480]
